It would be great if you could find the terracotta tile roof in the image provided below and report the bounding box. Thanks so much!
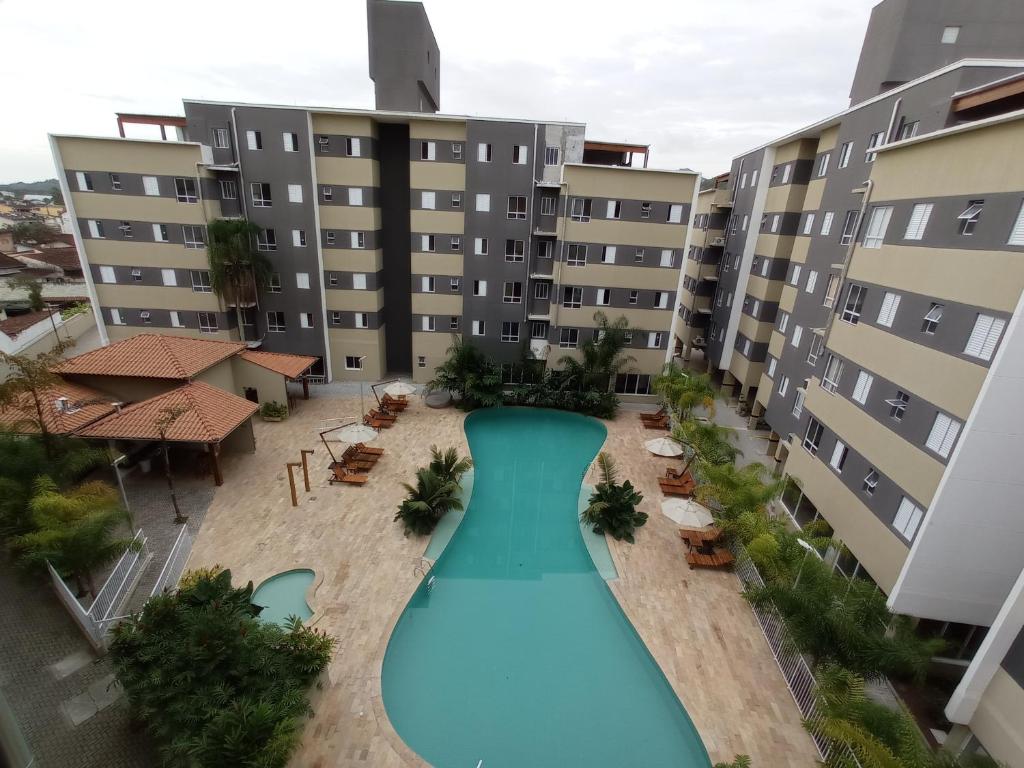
[76,381,257,443]
[0,253,24,270]
[0,380,117,435]
[238,349,317,379]
[0,310,57,338]
[29,247,81,271]
[53,334,245,380]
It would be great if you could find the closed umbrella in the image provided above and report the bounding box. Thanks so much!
[644,437,683,457]
[384,381,417,397]
[660,498,714,529]
[335,423,379,444]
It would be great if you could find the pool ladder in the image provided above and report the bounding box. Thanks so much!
[413,557,436,593]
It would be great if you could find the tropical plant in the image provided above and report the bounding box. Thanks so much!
[426,336,504,409]
[504,369,619,418]
[693,461,785,524]
[260,400,288,419]
[428,445,472,486]
[12,477,137,597]
[109,568,335,768]
[206,218,274,342]
[394,468,465,536]
[714,757,752,768]
[581,452,647,542]
[557,312,636,392]
[654,362,718,419]
[671,418,740,480]
[0,343,79,454]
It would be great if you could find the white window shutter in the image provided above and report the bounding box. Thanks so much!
[805,271,818,293]
[476,194,490,212]
[161,268,177,286]
[668,204,683,223]
[287,184,302,203]
[852,371,873,404]
[99,265,116,283]
[296,272,310,289]
[348,188,363,206]
[905,203,934,240]
[353,273,367,289]
[829,441,846,469]
[349,138,361,156]
[422,191,435,209]
[791,325,803,347]
[791,264,802,285]
[877,292,901,327]
[964,314,1006,360]
[606,201,617,218]
[143,176,160,196]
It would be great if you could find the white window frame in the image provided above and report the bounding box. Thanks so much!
[852,371,874,405]
[964,314,1006,361]
[803,213,815,235]
[893,497,925,541]
[474,237,488,256]
[821,354,844,393]
[283,132,299,152]
[246,130,261,150]
[863,206,893,248]
[421,191,436,210]
[477,143,492,162]
[473,280,487,297]
[877,291,901,328]
[829,440,848,472]
[476,193,490,212]
[805,270,818,294]
[904,203,934,240]
[820,211,834,236]
[926,413,962,458]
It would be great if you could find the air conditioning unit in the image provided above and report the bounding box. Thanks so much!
[711,237,725,247]
[140,311,151,320]
[317,136,329,144]
[117,223,131,231]
[692,336,706,347]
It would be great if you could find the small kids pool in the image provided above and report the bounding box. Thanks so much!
[382,408,710,767]
[251,568,314,626]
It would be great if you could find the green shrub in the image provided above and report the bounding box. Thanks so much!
[394,467,465,536]
[580,453,647,542]
[260,400,288,419]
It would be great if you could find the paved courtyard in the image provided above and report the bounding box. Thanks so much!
[188,393,818,767]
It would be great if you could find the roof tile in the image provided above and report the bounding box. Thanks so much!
[53,334,245,379]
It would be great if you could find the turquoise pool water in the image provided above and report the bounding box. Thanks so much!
[252,569,314,626]
[382,408,710,768]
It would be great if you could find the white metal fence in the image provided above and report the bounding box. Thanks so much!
[150,524,192,598]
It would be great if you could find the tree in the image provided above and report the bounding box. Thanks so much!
[394,468,465,536]
[581,452,647,542]
[49,186,64,205]
[0,343,78,455]
[206,218,273,342]
[12,221,59,245]
[671,418,740,480]
[653,363,718,419]
[154,405,190,524]
[109,569,335,768]
[693,461,784,524]
[428,445,472,486]
[557,311,636,392]
[13,477,137,597]
[11,276,45,312]
[426,336,503,409]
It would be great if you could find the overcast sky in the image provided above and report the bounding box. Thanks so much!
[1,0,880,183]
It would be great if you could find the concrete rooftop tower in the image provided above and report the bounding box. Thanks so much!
[367,0,440,113]
[849,0,1024,105]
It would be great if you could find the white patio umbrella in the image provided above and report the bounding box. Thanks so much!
[660,498,715,529]
[644,437,684,457]
[384,381,417,397]
[334,423,380,444]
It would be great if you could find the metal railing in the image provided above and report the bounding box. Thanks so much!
[150,525,193,598]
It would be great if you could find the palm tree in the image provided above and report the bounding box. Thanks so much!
[653,363,718,419]
[206,218,273,342]
[426,336,503,409]
[671,418,740,480]
[713,758,752,768]
[428,445,472,486]
[694,461,784,522]
[394,468,464,536]
[558,312,636,392]
[13,477,138,597]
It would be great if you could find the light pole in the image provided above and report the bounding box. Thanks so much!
[358,356,367,415]
[111,454,134,534]
[792,538,823,589]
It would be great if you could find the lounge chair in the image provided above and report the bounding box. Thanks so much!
[686,548,734,570]
[343,446,379,463]
[382,393,408,411]
[328,465,369,485]
[640,406,666,423]
[363,414,387,430]
[369,409,397,424]
[354,442,384,456]
[659,479,694,497]
[643,416,670,430]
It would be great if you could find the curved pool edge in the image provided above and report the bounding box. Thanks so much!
[251,567,324,628]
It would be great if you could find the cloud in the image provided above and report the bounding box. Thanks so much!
[1,0,876,181]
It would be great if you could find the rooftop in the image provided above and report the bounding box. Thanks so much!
[238,349,318,379]
[0,309,57,339]
[53,334,245,380]
[0,380,117,435]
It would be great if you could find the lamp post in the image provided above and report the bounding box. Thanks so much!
[111,454,134,534]
[792,537,823,589]
[358,356,367,415]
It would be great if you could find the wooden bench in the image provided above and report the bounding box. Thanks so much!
[659,480,694,497]
[686,548,734,570]
[644,417,670,430]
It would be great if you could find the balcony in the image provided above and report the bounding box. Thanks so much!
[527,298,551,320]
[530,262,554,279]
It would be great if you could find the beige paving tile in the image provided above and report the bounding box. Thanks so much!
[188,398,817,767]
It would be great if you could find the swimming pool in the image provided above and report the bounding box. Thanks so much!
[382,408,710,767]
[252,568,314,626]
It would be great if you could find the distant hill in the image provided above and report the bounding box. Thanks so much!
[0,179,60,195]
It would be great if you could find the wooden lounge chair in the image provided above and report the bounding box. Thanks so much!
[363,414,387,430]
[686,548,734,570]
[328,465,369,485]
[343,446,379,463]
[368,409,397,424]
[640,406,666,423]
[382,393,408,411]
[354,442,384,456]
[659,479,694,497]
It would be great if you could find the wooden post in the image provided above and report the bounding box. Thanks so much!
[210,443,224,486]
[302,378,310,400]
[286,462,302,507]
[300,449,314,492]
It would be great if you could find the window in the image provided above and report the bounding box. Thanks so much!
[887,391,910,420]
[450,277,461,292]
[852,371,874,404]
[638,201,651,219]
[531,321,548,339]
[153,223,168,242]
[660,249,674,268]
[865,131,885,162]
[351,232,365,249]
[474,237,488,255]
[562,287,582,308]
[451,236,461,251]
[505,239,525,262]
[778,375,790,397]
[601,246,616,264]
[792,389,806,417]
[806,334,823,365]
[921,303,944,334]
[566,244,587,266]
[614,374,652,395]
[108,308,124,325]
[420,141,436,161]
[781,165,791,184]
[213,128,229,149]
[345,137,361,157]
[829,440,848,472]
[251,182,272,207]
[472,320,486,336]
[803,213,815,235]
[841,284,866,324]
[559,328,579,348]
[926,413,962,458]
[142,176,160,196]
[817,153,830,177]
[898,120,919,140]
[171,177,198,203]
[317,135,330,153]
[894,497,925,541]
[820,211,834,236]
[606,200,621,219]
[322,186,334,202]
[97,265,116,284]
[421,316,435,331]
[75,171,93,191]
[268,273,281,293]
[512,145,528,164]
[190,270,212,292]
[647,332,664,349]
[246,130,262,150]
[545,146,560,166]
[293,229,306,247]
[300,312,314,329]
[823,274,841,308]
[170,311,183,328]
[805,270,818,293]
[839,210,859,245]
[534,282,550,300]
[902,202,933,240]
[160,268,177,287]
[941,25,960,43]
[473,280,487,297]
[570,198,592,222]
[628,290,638,305]
[837,141,854,168]
[87,219,105,238]
[219,180,237,199]
[767,357,777,377]
[958,200,984,235]
[751,169,758,186]
[326,231,336,245]
[635,248,645,263]
[257,228,277,251]
[416,190,436,211]
[119,221,133,239]
[353,273,367,290]
[740,172,748,189]
[295,272,310,292]
[450,316,460,330]
[742,215,749,231]
[667,204,683,223]
[183,225,205,249]
[541,196,557,216]
[803,418,823,454]
[964,314,1006,361]
[863,206,893,248]
[329,273,338,286]
[267,311,286,332]
[595,288,610,306]
[421,276,435,293]
[198,312,218,333]
[477,143,492,162]
[129,267,142,283]
[791,325,804,348]
[452,143,463,160]
[502,282,522,304]
[353,312,368,329]
[283,132,299,152]
[287,184,303,203]
[476,193,490,212]
[778,311,789,333]
[654,291,669,309]
[760,257,770,277]
[1008,200,1024,245]
[862,469,879,495]
[422,235,435,252]
[108,173,122,192]
[876,291,901,327]
[346,356,364,370]
[329,311,341,325]
[451,192,462,208]
[790,264,802,286]
[501,321,520,342]
[822,354,844,393]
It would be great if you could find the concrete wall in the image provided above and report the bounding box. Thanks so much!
[367,0,440,112]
